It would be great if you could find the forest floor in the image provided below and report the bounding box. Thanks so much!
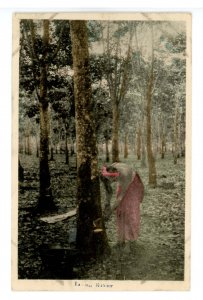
[17,152,185,281]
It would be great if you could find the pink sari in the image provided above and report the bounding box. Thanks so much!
[116,173,144,242]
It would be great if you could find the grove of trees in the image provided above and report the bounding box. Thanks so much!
[19,18,186,257]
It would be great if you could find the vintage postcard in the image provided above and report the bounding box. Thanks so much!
[12,12,191,291]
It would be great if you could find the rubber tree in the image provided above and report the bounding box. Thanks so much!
[37,20,56,211]
[20,20,55,212]
[70,20,109,256]
[20,19,73,212]
[101,22,134,162]
[146,24,157,187]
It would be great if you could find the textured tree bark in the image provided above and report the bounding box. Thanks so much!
[141,136,147,167]
[25,121,31,155]
[137,126,141,160]
[105,137,110,162]
[112,99,120,162]
[65,124,69,165]
[124,131,129,159]
[39,103,53,208]
[173,106,179,164]
[36,143,39,158]
[50,146,54,161]
[27,135,31,155]
[141,116,147,167]
[38,20,55,213]
[70,20,109,256]
[146,69,157,187]
[161,133,166,159]
[49,107,54,161]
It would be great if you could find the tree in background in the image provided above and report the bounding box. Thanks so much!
[50,77,75,165]
[20,19,72,213]
[19,18,186,208]
[92,85,112,162]
[100,21,134,162]
[145,24,157,187]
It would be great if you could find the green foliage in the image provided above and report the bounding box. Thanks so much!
[20,19,72,96]
[161,32,186,54]
[89,54,106,82]
[19,20,75,139]
[19,19,187,156]
[92,86,112,141]
[87,20,103,42]
[89,54,126,84]
[26,103,39,119]
[113,21,130,38]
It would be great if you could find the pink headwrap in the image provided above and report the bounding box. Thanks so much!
[101,166,120,177]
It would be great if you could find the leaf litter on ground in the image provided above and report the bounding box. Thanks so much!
[18,153,185,280]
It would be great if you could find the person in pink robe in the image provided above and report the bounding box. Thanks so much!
[101,163,144,243]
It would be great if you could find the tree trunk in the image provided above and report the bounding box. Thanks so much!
[19,160,24,182]
[25,120,32,155]
[105,137,110,162]
[65,126,69,165]
[141,136,147,168]
[161,133,166,159]
[181,140,185,157]
[124,131,128,159]
[49,106,54,161]
[161,137,165,159]
[70,20,109,257]
[24,136,27,154]
[146,69,157,187]
[27,134,31,155]
[35,135,39,157]
[23,137,26,154]
[105,24,133,164]
[141,117,147,167]
[173,106,179,164]
[36,144,39,157]
[39,103,53,203]
[112,99,120,162]
[37,20,55,213]
[70,137,75,156]
[50,146,54,161]
[137,126,141,160]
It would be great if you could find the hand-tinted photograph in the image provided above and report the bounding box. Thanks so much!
[12,12,191,291]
